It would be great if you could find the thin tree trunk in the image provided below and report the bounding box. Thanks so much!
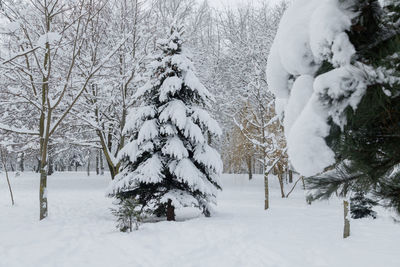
[39,169,48,220]
[96,150,99,175]
[39,126,50,220]
[87,151,90,176]
[343,200,350,238]
[48,157,54,176]
[264,172,269,210]
[38,21,51,220]
[36,158,41,173]
[1,149,15,205]
[39,131,49,220]
[278,173,285,198]
[100,150,104,175]
[39,106,51,220]
[166,199,175,221]
[19,152,24,172]
[107,162,116,179]
[285,176,303,198]
[288,169,293,183]
[264,156,269,210]
[276,165,285,198]
[285,170,288,184]
[247,156,253,180]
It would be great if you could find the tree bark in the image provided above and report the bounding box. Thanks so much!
[107,161,117,179]
[343,200,350,238]
[39,169,48,220]
[19,152,24,172]
[36,158,41,173]
[96,150,99,175]
[100,149,104,175]
[278,172,285,198]
[39,122,50,220]
[288,170,293,183]
[1,149,15,205]
[48,158,54,176]
[166,199,175,221]
[276,164,285,198]
[247,156,253,180]
[264,171,269,210]
[87,151,90,176]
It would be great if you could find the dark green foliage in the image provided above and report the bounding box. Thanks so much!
[307,165,362,201]
[350,192,377,219]
[309,0,400,213]
[111,197,142,232]
[374,173,400,211]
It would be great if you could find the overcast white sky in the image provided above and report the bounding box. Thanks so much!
[205,0,283,9]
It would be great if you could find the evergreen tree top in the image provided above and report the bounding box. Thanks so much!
[134,24,215,107]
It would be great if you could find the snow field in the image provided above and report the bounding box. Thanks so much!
[1,172,400,267]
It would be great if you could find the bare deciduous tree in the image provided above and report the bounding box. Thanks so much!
[0,0,127,220]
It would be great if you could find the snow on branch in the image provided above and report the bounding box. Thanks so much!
[0,123,38,135]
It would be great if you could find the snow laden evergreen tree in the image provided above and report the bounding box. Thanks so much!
[267,0,400,214]
[308,0,400,214]
[107,24,223,225]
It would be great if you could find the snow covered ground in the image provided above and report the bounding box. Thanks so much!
[1,172,400,267]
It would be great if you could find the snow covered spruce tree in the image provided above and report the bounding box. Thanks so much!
[107,24,223,225]
[267,0,400,214]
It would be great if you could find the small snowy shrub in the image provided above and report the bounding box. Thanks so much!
[111,198,142,232]
[350,192,377,219]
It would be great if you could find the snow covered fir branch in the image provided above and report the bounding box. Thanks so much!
[0,0,400,266]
